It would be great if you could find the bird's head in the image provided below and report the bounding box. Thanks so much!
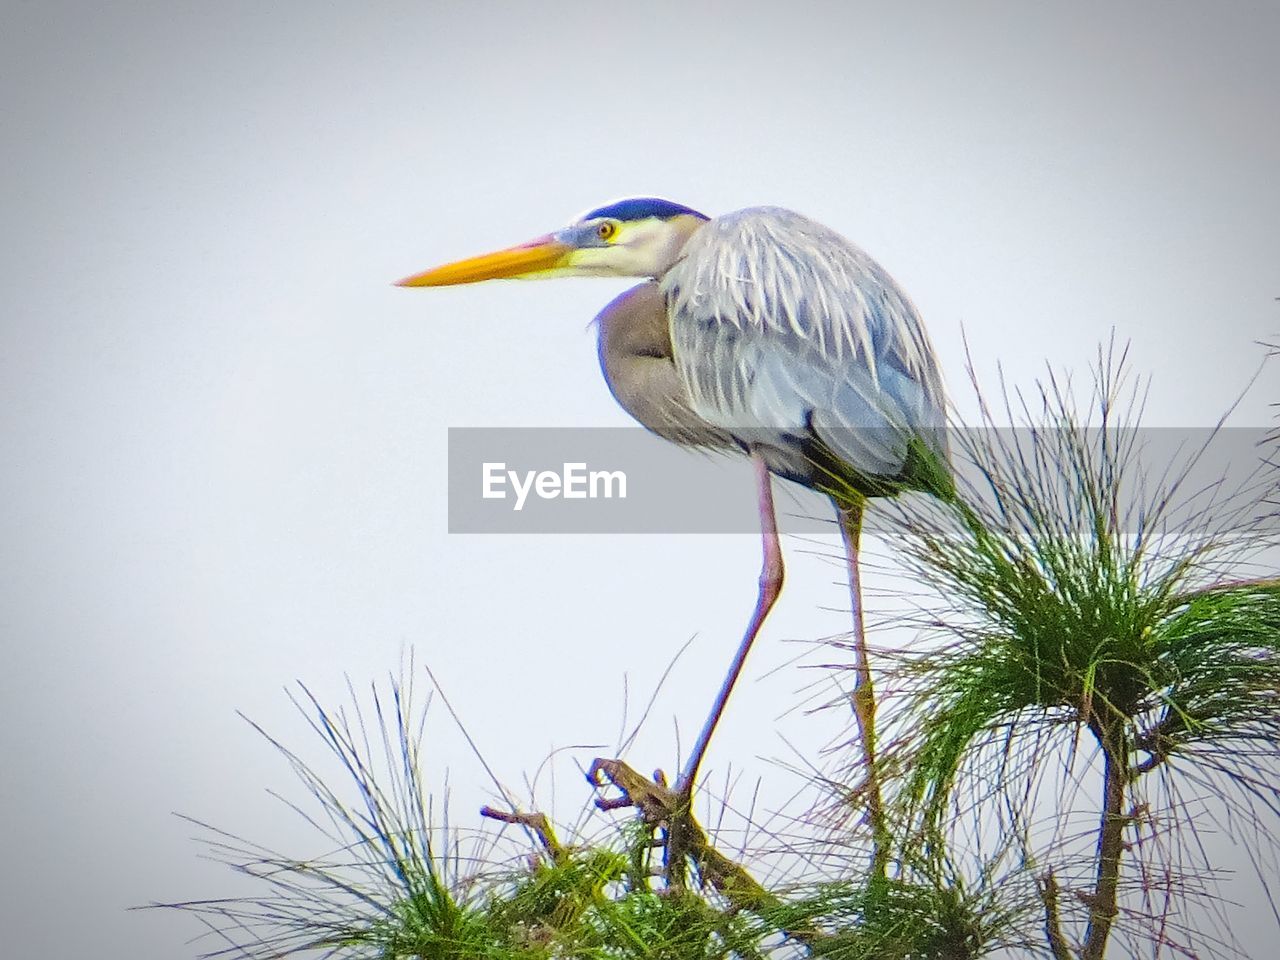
[395,197,708,287]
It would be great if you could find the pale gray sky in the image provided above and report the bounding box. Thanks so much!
[2,2,1278,957]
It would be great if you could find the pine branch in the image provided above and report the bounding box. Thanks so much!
[1037,869,1074,960]
[1081,722,1130,960]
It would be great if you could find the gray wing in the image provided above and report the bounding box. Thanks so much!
[661,207,947,480]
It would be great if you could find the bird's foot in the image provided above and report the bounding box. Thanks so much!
[588,757,807,930]
[588,758,695,890]
[587,758,688,824]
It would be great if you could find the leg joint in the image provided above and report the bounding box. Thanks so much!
[758,554,784,597]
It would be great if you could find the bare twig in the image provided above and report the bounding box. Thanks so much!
[480,805,566,863]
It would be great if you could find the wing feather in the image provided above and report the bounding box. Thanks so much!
[662,207,947,486]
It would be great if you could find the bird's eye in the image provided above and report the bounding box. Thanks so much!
[596,220,617,241]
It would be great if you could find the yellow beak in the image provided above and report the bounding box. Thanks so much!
[395,234,574,287]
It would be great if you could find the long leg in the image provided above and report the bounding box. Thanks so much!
[676,449,784,798]
[837,498,889,880]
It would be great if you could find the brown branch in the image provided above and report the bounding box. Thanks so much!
[1036,869,1074,960]
[1081,723,1130,960]
[1131,753,1164,778]
[1130,713,1181,779]
[481,805,566,863]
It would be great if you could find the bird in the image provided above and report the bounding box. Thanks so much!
[397,198,951,868]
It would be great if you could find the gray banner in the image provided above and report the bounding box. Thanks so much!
[446,427,1279,535]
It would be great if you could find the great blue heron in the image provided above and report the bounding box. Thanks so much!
[397,199,950,855]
